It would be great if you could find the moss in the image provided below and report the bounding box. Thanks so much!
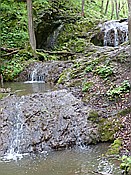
[107,139,122,155]
[0,93,7,99]
[98,117,121,142]
[118,107,131,116]
[88,110,99,123]
[57,68,71,84]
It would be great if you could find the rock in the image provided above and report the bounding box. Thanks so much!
[91,20,128,47]
[0,89,99,156]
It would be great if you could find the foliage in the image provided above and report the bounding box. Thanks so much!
[85,58,99,73]
[1,60,24,81]
[82,81,93,92]
[0,49,34,81]
[98,117,121,142]
[107,139,122,155]
[107,80,131,99]
[1,0,28,48]
[120,155,131,174]
[95,65,113,79]
[88,110,99,123]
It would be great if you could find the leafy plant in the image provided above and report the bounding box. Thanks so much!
[84,58,99,73]
[107,80,131,99]
[120,155,131,174]
[82,81,93,92]
[95,65,113,79]
[1,60,24,81]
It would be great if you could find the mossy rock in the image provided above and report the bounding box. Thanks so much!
[98,117,121,142]
[88,110,99,123]
[57,68,71,84]
[107,138,122,155]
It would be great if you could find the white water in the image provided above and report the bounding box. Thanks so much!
[25,68,45,83]
[102,20,128,47]
[3,97,27,161]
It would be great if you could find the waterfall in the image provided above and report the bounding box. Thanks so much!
[25,67,45,83]
[114,28,119,47]
[3,97,27,161]
[102,20,128,47]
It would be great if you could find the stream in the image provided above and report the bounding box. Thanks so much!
[0,143,121,175]
[0,81,122,175]
[3,82,53,96]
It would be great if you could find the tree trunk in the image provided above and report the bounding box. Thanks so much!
[81,0,85,16]
[115,0,119,19]
[27,0,36,51]
[105,0,109,15]
[101,0,104,13]
[111,0,114,19]
[128,0,131,54]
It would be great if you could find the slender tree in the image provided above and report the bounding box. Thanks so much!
[81,0,85,16]
[26,0,36,51]
[128,0,131,54]
[111,0,114,19]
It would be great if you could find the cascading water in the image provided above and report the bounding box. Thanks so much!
[3,97,27,161]
[91,19,128,47]
[25,67,45,83]
[103,20,128,47]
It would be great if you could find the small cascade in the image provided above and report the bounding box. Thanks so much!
[25,67,45,83]
[103,20,128,47]
[47,24,63,49]
[91,19,128,47]
[3,97,27,161]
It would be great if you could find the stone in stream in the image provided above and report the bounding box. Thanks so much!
[0,89,99,158]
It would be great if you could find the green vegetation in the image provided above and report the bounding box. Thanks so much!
[120,155,131,174]
[82,81,93,92]
[1,0,28,48]
[98,117,121,142]
[107,80,131,99]
[85,58,99,73]
[95,65,113,79]
[107,139,122,155]
[88,110,99,123]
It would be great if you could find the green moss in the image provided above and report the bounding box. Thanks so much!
[107,80,131,99]
[88,110,99,123]
[118,107,131,116]
[0,93,7,99]
[120,155,131,174]
[95,65,113,79]
[57,68,71,84]
[107,139,122,155]
[98,117,121,142]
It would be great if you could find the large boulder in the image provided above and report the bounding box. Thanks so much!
[0,89,99,157]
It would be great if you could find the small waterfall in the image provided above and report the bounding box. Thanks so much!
[114,28,119,47]
[3,97,27,161]
[103,20,128,47]
[47,24,63,49]
[25,67,45,83]
[104,30,108,46]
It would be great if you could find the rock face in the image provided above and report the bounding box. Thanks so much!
[91,19,128,47]
[0,89,99,156]
[17,61,73,83]
[35,10,64,49]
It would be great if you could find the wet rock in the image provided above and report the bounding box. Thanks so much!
[91,20,128,47]
[0,89,99,156]
[16,61,73,83]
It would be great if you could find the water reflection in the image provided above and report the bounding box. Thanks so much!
[0,144,121,175]
[3,82,53,96]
